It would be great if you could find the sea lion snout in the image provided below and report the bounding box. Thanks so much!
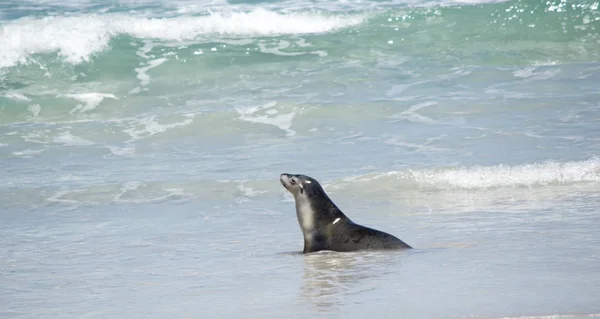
[280,173,304,195]
[280,173,292,189]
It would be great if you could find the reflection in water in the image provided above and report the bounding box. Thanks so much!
[300,251,404,311]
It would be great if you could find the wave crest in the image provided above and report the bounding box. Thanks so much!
[340,158,600,191]
[0,9,364,68]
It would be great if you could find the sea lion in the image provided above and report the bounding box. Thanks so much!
[280,173,412,253]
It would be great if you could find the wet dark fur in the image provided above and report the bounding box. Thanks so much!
[281,173,412,253]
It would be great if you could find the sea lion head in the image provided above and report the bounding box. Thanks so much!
[280,173,325,199]
[280,173,340,224]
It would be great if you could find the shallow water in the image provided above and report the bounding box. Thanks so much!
[1,0,600,317]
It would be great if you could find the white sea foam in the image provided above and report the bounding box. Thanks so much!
[113,181,190,203]
[390,101,437,124]
[47,188,84,204]
[12,149,45,158]
[27,104,41,117]
[235,181,268,203]
[513,66,561,80]
[113,181,142,202]
[53,131,95,146]
[256,39,327,57]
[343,158,600,190]
[1,16,112,68]
[237,101,297,136]
[63,93,118,114]
[0,9,364,68]
[257,40,305,57]
[122,115,194,140]
[412,158,600,189]
[130,57,168,94]
[384,137,447,151]
[106,145,136,157]
[21,130,47,144]
[4,92,31,101]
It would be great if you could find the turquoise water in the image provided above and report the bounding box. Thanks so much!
[1,0,600,318]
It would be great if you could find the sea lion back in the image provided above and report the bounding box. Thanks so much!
[330,220,412,252]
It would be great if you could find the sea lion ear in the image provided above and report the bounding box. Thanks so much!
[299,184,304,194]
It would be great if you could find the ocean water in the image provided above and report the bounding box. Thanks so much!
[1,0,600,317]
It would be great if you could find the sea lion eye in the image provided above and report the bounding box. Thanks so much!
[290,178,296,185]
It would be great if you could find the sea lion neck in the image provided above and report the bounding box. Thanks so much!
[309,192,348,222]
